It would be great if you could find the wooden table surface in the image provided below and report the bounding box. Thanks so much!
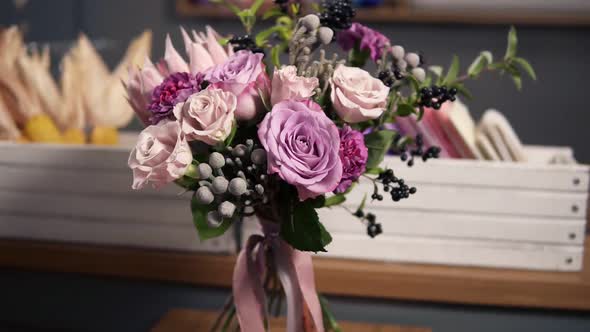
[151,309,430,332]
[0,237,589,311]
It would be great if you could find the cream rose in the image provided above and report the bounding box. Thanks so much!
[173,88,237,145]
[330,65,389,123]
[128,120,192,190]
[270,65,319,105]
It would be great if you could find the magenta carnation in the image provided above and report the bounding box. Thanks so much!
[337,23,390,61]
[148,72,202,124]
[334,125,368,193]
[258,100,342,201]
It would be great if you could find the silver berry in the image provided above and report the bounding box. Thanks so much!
[218,201,236,219]
[211,176,229,194]
[405,53,420,68]
[397,59,408,71]
[255,184,264,195]
[391,45,405,60]
[250,149,267,165]
[411,67,426,82]
[232,144,247,157]
[195,186,214,205]
[197,163,212,180]
[208,152,225,169]
[318,27,334,45]
[206,211,223,227]
[301,14,320,30]
[228,177,248,196]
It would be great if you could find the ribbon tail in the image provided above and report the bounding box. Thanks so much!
[292,248,325,332]
[233,235,266,332]
[275,243,304,332]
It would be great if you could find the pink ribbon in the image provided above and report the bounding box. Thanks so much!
[232,227,324,332]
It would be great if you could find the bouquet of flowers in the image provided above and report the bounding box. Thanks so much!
[126,0,534,330]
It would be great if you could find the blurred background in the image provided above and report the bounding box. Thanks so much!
[1,1,589,332]
[1,0,589,161]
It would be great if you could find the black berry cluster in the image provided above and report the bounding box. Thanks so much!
[394,134,440,167]
[318,0,355,31]
[378,68,403,87]
[353,210,383,238]
[377,169,417,202]
[228,35,265,55]
[418,85,457,110]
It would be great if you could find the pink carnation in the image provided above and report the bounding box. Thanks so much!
[337,23,390,61]
[334,125,368,193]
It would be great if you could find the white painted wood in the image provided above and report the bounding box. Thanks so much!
[0,191,192,225]
[318,233,584,271]
[318,208,586,245]
[344,180,587,219]
[0,214,235,253]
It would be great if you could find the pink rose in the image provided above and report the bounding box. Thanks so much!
[173,87,237,145]
[270,65,319,105]
[128,120,192,190]
[258,100,343,201]
[204,50,270,120]
[330,65,389,123]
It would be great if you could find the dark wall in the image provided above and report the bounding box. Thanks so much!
[2,0,589,162]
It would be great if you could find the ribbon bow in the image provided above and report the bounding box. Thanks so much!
[232,222,324,332]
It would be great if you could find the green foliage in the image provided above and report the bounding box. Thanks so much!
[323,194,347,207]
[442,55,460,85]
[504,26,518,60]
[364,130,396,169]
[320,295,343,332]
[395,103,414,117]
[191,197,233,240]
[513,57,537,80]
[357,193,367,212]
[280,199,332,252]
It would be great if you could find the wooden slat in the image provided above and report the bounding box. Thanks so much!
[151,309,430,332]
[175,0,590,27]
[0,238,589,311]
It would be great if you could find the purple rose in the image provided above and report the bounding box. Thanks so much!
[334,125,368,193]
[204,50,270,120]
[148,72,202,124]
[258,100,343,201]
[337,23,390,61]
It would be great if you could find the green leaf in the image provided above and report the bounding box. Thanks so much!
[262,7,285,20]
[365,167,383,175]
[443,55,460,85]
[255,26,279,46]
[319,295,343,332]
[364,130,396,169]
[416,105,425,121]
[280,200,332,252]
[467,54,487,77]
[324,194,346,207]
[513,57,536,80]
[223,121,238,146]
[191,197,233,240]
[428,65,443,78]
[357,193,367,212]
[505,64,522,90]
[271,44,282,68]
[504,26,518,60]
[453,84,473,100]
[396,103,414,117]
[250,0,265,14]
[480,51,493,64]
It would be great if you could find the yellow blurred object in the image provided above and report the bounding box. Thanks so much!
[91,126,119,145]
[62,128,86,144]
[23,114,63,143]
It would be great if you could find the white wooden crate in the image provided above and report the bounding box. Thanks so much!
[0,134,588,271]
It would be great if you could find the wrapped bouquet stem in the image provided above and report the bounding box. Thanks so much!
[125,0,534,330]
